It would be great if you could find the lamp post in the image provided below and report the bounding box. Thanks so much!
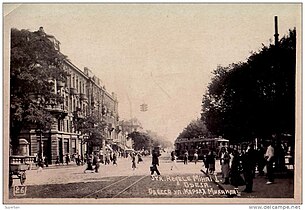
[124,131,128,158]
[40,131,44,158]
[36,128,44,162]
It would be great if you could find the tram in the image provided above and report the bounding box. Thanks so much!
[174,137,229,161]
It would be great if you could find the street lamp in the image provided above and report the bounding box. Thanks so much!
[35,128,44,161]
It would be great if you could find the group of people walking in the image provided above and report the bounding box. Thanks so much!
[84,153,100,173]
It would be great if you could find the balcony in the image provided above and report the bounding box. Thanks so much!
[70,87,78,95]
[45,104,69,114]
[80,93,88,101]
[56,81,65,88]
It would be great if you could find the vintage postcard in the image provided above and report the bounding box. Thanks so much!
[2,3,302,206]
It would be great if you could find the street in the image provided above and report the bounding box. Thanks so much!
[8,152,294,200]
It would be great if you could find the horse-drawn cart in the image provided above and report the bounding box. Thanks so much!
[9,155,34,187]
[9,163,29,187]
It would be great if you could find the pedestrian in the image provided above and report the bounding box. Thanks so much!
[94,154,100,173]
[193,150,199,164]
[76,154,81,166]
[131,153,137,170]
[229,149,244,196]
[113,152,118,166]
[38,155,44,168]
[35,153,39,167]
[203,154,209,174]
[150,150,161,176]
[65,154,70,165]
[137,153,143,164]
[44,156,48,167]
[170,151,178,170]
[105,152,111,165]
[183,150,189,165]
[84,154,94,173]
[55,156,60,165]
[93,153,97,166]
[274,140,286,172]
[265,141,275,184]
[241,144,256,193]
[220,147,231,184]
[206,148,217,174]
[256,144,266,176]
[37,154,43,172]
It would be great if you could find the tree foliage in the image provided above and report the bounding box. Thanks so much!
[75,111,107,147]
[10,28,67,150]
[201,29,296,144]
[177,118,211,139]
[128,131,151,151]
[146,130,172,148]
[128,129,173,151]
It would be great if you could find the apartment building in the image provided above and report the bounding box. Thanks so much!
[17,27,122,164]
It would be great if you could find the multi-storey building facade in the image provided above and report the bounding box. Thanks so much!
[17,27,124,164]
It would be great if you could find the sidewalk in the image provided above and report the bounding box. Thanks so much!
[207,161,294,198]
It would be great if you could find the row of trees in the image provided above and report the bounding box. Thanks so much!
[128,128,172,151]
[179,28,296,144]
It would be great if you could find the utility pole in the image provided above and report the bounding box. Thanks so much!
[274,16,279,47]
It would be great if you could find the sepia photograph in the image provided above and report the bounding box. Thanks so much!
[2,2,302,206]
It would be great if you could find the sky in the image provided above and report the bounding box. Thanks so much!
[3,3,301,143]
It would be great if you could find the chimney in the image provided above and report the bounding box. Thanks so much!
[38,26,46,37]
[39,26,44,32]
[274,16,279,47]
[84,67,89,75]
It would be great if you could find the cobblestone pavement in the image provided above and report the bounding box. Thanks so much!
[9,152,294,200]
[22,152,207,186]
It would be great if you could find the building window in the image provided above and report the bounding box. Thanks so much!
[64,139,69,154]
[58,119,61,131]
[72,76,75,88]
[71,139,76,154]
[69,120,73,133]
[69,96,72,112]
[65,96,69,108]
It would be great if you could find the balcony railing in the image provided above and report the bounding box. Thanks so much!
[80,93,88,101]
[46,104,68,114]
[56,81,65,88]
[70,87,78,95]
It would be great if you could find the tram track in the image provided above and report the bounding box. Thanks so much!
[112,175,148,198]
[82,175,148,198]
[82,175,131,198]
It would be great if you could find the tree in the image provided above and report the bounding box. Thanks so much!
[201,28,296,143]
[128,131,151,151]
[146,130,172,149]
[177,118,210,139]
[10,28,67,153]
[76,111,107,150]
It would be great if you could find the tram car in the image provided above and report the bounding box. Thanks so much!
[174,137,229,161]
